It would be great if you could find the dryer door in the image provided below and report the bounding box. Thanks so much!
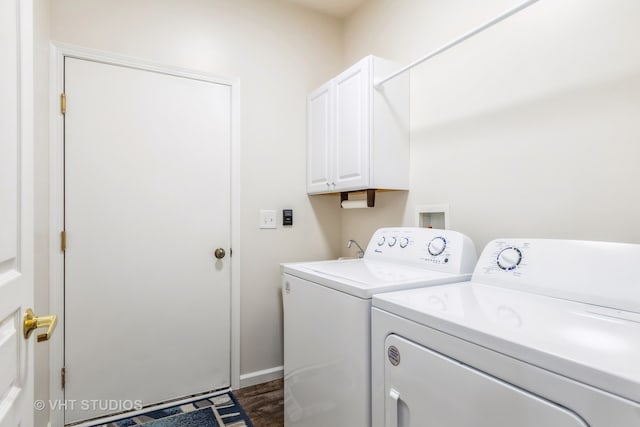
[384,335,588,427]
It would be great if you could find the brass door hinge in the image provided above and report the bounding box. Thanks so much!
[61,230,66,252]
[61,367,66,389]
[61,93,66,114]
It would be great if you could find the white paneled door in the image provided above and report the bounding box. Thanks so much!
[0,1,35,427]
[64,58,232,423]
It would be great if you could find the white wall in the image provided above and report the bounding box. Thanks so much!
[341,0,640,254]
[38,0,640,411]
[43,0,344,386]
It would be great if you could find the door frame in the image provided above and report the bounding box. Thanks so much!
[48,43,241,427]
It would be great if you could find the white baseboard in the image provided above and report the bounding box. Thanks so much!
[238,366,283,389]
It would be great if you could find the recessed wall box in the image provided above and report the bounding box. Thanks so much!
[416,204,450,229]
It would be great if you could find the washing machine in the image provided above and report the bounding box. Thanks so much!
[372,239,640,427]
[282,227,477,427]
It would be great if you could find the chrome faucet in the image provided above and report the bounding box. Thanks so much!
[347,239,365,259]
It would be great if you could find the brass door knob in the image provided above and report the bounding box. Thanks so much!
[214,248,226,259]
[23,308,58,342]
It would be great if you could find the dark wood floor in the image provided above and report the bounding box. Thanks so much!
[235,379,284,427]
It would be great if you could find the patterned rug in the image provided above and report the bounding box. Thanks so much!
[94,392,253,427]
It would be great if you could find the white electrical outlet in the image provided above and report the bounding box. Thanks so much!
[259,209,277,229]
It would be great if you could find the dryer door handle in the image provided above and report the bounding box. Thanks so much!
[388,388,400,427]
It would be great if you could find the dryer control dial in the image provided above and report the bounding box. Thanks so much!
[388,236,397,247]
[377,236,386,246]
[497,247,522,271]
[428,237,447,256]
[399,237,409,248]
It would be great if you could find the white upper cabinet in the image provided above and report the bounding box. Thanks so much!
[307,55,409,195]
[307,82,332,194]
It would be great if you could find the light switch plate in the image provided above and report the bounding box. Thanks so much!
[259,209,277,229]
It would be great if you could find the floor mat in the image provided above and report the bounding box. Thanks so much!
[139,407,219,426]
[94,391,253,427]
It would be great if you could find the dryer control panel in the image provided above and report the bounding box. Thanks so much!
[364,228,477,275]
[472,238,640,314]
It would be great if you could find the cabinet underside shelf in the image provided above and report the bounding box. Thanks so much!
[340,189,375,208]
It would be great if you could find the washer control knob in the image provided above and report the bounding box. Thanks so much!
[377,236,386,246]
[497,247,522,271]
[399,237,409,248]
[388,236,397,247]
[428,237,447,256]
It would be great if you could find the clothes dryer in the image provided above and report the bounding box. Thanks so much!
[372,239,640,427]
[282,227,477,427]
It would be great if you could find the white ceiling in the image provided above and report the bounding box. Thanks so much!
[285,0,369,18]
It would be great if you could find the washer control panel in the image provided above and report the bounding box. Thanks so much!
[364,227,477,274]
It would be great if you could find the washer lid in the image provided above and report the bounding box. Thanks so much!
[282,259,470,299]
[373,282,640,403]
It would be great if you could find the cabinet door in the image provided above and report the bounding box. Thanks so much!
[307,82,333,194]
[333,58,370,191]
